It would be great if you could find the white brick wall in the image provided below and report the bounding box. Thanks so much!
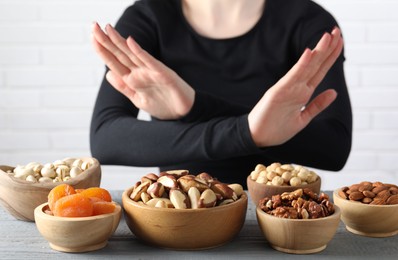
[0,0,397,191]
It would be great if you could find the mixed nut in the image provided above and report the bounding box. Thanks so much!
[250,162,318,186]
[129,170,244,209]
[338,181,398,205]
[259,188,335,219]
[5,158,91,183]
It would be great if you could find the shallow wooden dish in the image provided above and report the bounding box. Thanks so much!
[333,189,398,237]
[256,205,340,254]
[122,186,248,250]
[0,157,101,221]
[34,202,121,252]
[247,175,321,206]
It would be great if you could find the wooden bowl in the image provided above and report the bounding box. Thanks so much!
[0,157,101,221]
[34,202,121,252]
[122,186,248,250]
[256,205,341,254]
[247,175,321,206]
[333,189,398,237]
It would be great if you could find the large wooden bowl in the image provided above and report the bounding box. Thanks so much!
[333,189,398,237]
[247,175,321,206]
[34,202,121,252]
[0,157,101,221]
[256,205,341,254]
[122,186,248,250]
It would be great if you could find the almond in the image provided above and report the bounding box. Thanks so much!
[372,185,389,194]
[358,181,373,192]
[386,194,398,205]
[375,189,391,200]
[362,190,376,198]
[348,191,364,201]
[338,190,348,199]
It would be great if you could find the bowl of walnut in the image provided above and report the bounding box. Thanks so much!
[256,188,340,254]
[333,181,398,237]
[0,157,101,221]
[247,163,321,206]
[122,170,248,250]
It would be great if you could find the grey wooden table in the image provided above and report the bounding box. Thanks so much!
[1,190,397,259]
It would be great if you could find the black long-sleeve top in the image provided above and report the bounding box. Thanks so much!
[90,0,352,187]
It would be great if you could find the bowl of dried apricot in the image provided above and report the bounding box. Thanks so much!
[247,162,321,206]
[0,157,101,221]
[34,184,121,252]
[256,188,340,254]
[122,170,248,250]
[333,181,398,237]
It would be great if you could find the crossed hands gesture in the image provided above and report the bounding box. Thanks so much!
[92,23,343,147]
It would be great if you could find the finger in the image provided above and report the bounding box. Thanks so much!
[106,70,137,100]
[277,48,313,86]
[301,89,337,123]
[126,36,164,71]
[92,22,135,72]
[91,32,130,76]
[304,27,342,84]
[307,36,343,88]
[297,32,332,81]
[105,24,145,68]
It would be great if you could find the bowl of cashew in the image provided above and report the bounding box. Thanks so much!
[122,170,248,250]
[247,163,321,206]
[0,157,101,221]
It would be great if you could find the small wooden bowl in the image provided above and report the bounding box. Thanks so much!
[247,175,321,206]
[0,157,101,221]
[256,205,341,254]
[122,186,248,250]
[333,189,398,237]
[34,202,121,252]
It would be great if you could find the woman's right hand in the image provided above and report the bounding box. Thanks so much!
[91,22,195,120]
[248,27,343,147]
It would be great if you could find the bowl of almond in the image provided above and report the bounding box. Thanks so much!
[122,170,248,250]
[247,163,321,206]
[333,181,398,237]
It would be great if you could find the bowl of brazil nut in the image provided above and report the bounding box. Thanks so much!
[333,181,398,237]
[0,157,101,221]
[247,162,321,206]
[122,170,248,250]
[256,188,340,254]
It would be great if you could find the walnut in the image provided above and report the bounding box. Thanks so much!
[260,188,335,219]
[271,207,299,219]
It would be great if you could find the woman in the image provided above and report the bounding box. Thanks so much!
[90,0,352,186]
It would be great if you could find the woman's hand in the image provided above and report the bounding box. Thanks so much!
[248,27,344,147]
[91,22,195,120]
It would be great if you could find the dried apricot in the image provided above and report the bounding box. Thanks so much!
[53,193,94,217]
[48,184,76,211]
[79,187,112,202]
[92,201,116,215]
